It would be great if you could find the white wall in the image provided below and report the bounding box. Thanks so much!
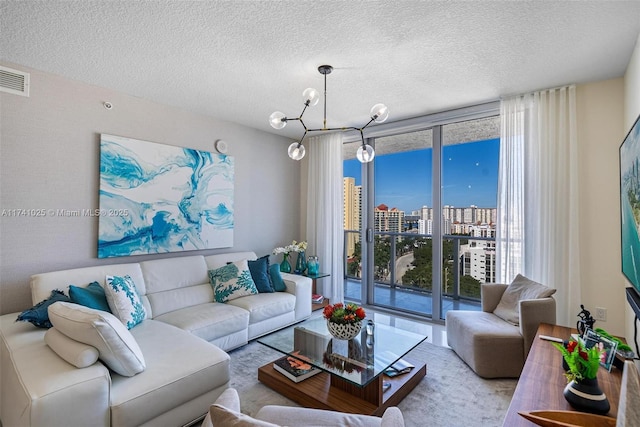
[576,78,625,334]
[624,34,640,350]
[0,62,300,315]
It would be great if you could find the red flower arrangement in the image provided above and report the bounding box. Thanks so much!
[323,302,366,325]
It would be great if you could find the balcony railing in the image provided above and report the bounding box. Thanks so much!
[343,230,493,317]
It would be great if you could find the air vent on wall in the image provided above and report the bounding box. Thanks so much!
[0,65,30,97]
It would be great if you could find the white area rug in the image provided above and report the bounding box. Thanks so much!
[227,338,517,426]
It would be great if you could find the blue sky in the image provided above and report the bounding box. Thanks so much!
[344,138,500,213]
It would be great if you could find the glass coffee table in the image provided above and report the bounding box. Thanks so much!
[257,316,428,416]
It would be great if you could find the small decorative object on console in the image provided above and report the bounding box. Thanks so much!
[323,302,366,340]
[576,304,596,337]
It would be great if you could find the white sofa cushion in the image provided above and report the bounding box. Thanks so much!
[105,274,147,329]
[48,302,146,376]
[140,255,210,294]
[227,292,295,324]
[147,283,214,317]
[110,319,231,427]
[154,302,249,343]
[44,327,99,368]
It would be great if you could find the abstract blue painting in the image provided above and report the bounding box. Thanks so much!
[98,134,234,258]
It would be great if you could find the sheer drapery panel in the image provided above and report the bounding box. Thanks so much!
[497,86,580,327]
[303,133,345,302]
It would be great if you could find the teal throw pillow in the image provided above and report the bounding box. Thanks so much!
[69,281,111,313]
[104,275,146,329]
[16,289,70,328]
[269,263,287,292]
[208,259,258,303]
[248,255,274,293]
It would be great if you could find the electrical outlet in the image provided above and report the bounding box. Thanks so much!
[595,307,607,321]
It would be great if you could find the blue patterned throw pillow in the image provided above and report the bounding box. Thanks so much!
[208,259,258,303]
[104,275,146,329]
[16,289,70,328]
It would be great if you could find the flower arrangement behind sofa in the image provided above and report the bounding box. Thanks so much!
[272,240,307,256]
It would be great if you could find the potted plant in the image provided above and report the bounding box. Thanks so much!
[553,338,610,414]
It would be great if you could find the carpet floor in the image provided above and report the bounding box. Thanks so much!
[227,337,517,427]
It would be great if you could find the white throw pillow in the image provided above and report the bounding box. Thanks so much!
[208,259,258,303]
[493,274,556,326]
[104,274,146,329]
[48,301,146,376]
[45,327,99,368]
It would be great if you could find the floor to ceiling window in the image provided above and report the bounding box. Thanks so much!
[343,106,500,321]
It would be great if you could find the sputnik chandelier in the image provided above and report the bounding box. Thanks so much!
[269,65,389,163]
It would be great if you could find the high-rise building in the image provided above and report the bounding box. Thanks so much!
[343,177,361,257]
[460,240,496,283]
[374,204,404,234]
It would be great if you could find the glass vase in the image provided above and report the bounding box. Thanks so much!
[307,255,319,275]
[280,253,291,273]
[294,250,307,274]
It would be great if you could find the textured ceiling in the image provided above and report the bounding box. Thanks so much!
[1,1,640,140]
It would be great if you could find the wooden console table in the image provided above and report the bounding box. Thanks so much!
[502,323,624,426]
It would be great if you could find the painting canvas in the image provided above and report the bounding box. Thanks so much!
[620,115,640,291]
[98,134,233,258]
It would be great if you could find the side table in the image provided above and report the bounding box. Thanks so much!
[299,272,330,311]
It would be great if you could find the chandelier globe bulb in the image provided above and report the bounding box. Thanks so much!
[269,111,287,129]
[370,104,389,123]
[356,144,375,163]
[288,142,306,161]
[302,88,320,107]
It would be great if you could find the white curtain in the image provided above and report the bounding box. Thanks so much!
[497,85,580,327]
[303,133,345,302]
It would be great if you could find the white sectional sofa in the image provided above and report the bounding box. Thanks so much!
[0,251,312,427]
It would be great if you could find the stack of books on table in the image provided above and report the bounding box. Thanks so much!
[377,350,415,377]
[273,352,320,383]
[312,294,324,304]
[384,358,415,377]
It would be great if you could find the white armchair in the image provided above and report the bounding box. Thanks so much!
[202,388,405,427]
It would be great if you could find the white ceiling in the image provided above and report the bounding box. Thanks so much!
[2,1,640,140]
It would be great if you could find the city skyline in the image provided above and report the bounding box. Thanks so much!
[344,138,500,213]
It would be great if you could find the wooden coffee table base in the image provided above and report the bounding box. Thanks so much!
[257,356,426,416]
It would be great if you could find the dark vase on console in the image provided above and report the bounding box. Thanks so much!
[563,378,610,415]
